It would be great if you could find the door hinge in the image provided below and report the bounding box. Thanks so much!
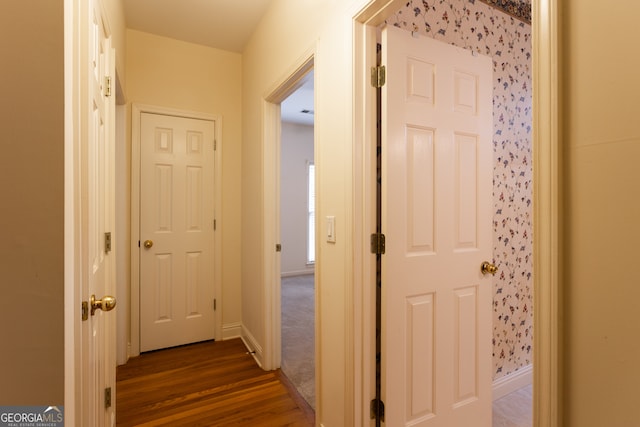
[105,232,112,254]
[213,219,217,230]
[370,233,386,255]
[371,65,386,88]
[105,387,112,408]
[213,299,217,310]
[81,301,89,321]
[214,139,217,150]
[276,243,282,252]
[105,76,112,97]
[370,398,385,421]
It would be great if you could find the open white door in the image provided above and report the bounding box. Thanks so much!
[381,25,493,426]
[139,113,216,352]
[80,0,117,425]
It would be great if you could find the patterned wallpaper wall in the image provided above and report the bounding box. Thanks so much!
[388,0,533,380]
[479,0,531,23]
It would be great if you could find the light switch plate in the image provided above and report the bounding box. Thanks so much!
[326,216,336,243]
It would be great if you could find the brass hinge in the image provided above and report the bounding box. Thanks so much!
[213,219,217,230]
[370,398,385,421]
[105,387,112,408]
[214,139,217,150]
[105,76,112,97]
[371,65,386,88]
[105,232,112,254]
[370,233,386,255]
[213,299,217,310]
[81,301,89,321]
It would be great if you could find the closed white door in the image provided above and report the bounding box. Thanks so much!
[381,25,493,426]
[140,113,216,352]
[81,0,117,425]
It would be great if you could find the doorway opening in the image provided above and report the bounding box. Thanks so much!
[261,54,316,412]
[353,0,551,424]
[279,70,316,409]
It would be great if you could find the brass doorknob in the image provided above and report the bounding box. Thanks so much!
[143,240,153,249]
[481,261,498,276]
[90,294,117,315]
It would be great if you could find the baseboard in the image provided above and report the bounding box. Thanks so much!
[281,269,314,278]
[222,322,242,340]
[241,325,264,368]
[116,343,131,367]
[492,364,533,401]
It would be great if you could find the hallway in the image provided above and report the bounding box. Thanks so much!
[116,339,314,426]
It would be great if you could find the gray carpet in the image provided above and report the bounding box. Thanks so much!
[281,274,315,409]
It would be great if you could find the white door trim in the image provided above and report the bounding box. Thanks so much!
[64,0,82,423]
[261,54,315,372]
[130,104,223,357]
[531,0,562,425]
[352,0,561,426]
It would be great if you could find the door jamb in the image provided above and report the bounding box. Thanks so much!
[262,55,315,372]
[531,0,562,425]
[130,104,223,357]
[352,0,562,425]
[64,0,82,422]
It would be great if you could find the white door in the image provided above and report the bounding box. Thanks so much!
[139,113,216,352]
[381,25,493,426]
[81,0,117,425]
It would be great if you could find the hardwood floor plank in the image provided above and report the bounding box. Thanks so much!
[116,339,314,426]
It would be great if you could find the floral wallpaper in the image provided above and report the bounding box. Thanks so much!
[479,0,531,23]
[388,0,533,381]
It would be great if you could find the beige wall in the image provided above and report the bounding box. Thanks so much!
[562,2,640,426]
[0,1,65,404]
[242,1,359,424]
[125,29,243,333]
[103,0,127,93]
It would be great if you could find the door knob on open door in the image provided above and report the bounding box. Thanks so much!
[143,240,153,249]
[481,261,498,276]
[90,294,117,315]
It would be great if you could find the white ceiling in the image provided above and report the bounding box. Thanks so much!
[123,0,313,126]
[281,71,314,126]
[124,0,273,53]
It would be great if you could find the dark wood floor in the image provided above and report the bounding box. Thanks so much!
[116,339,315,426]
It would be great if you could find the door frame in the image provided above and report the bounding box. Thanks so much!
[351,0,561,426]
[262,54,315,372]
[129,104,223,357]
[64,0,82,422]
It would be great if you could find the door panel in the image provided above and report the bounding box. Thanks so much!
[140,113,216,352]
[381,25,493,427]
[82,0,116,425]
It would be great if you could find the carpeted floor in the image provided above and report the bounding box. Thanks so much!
[281,274,315,409]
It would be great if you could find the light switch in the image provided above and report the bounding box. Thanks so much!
[326,216,336,243]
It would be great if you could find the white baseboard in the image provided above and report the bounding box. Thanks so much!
[492,364,533,401]
[116,343,131,367]
[241,325,264,368]
[281,269,314,278]
[222,322,242,340]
